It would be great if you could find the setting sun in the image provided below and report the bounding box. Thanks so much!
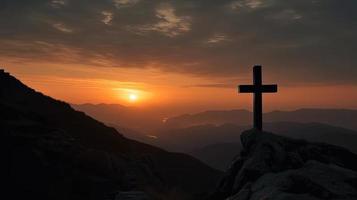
[114,88,142,104]
[129,94,138,102]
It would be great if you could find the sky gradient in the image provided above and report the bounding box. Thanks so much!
[1,0,357,114]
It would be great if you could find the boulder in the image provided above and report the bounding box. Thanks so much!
[210,129,357,200]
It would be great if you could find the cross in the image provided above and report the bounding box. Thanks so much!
[238,65,277,131]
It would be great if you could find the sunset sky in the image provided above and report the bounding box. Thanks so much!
[1,0,357,115]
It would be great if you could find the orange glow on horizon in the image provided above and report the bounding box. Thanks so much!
[2,63,357,115]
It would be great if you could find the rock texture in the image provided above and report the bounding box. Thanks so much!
[210,129,357,200]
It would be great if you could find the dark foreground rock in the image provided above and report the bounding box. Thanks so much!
[210,129,357,200]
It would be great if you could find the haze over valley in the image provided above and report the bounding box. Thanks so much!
[73,104,357,170]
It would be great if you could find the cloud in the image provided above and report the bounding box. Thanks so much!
[50,0,66,8]
[206,34,230,44]
[132,3,191,37]
[102,11,113,25]
[1,0,357,85]
[52,22,73,33]
[269,9,303,21]
[154,3,191,36]
[245,0,264,8]
[229,0,265,10]
[113,0,140,8]
[185,83,234,88]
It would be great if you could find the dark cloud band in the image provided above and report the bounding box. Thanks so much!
[0,0,356,84]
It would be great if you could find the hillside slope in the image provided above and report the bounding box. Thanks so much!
[0,70,221,200]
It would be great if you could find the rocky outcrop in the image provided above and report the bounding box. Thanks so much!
[210,129,357,200]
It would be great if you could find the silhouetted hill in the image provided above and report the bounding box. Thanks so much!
[190,143,241,171]
[154,124,244,152]
[155,122,357,170]
[266,109,357,130]
[164,109,357,130]
[109,123,159,143]
[0,70,222,200]
[266,122,357,148]
[210,129,357,200]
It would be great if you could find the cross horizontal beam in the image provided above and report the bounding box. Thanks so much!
[239,84,278,93]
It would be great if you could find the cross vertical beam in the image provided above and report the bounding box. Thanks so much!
[253,66,263,130]
[238,65,278,131]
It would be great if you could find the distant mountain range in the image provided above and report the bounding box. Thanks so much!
[156,122,357,170]
[73,103,357,138]
[0,70,221,200]
[73,104,357,171]
[163,110,252,129]
[164,108,357,130]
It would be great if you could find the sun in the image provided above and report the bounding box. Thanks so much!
[114,88,149,104]
[128,93,138,102]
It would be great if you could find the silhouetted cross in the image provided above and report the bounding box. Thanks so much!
[239,65,277,131]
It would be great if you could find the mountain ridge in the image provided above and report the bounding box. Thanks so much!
[163,108,357,130]
[0,70,222,200]
[73,103,357,132]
